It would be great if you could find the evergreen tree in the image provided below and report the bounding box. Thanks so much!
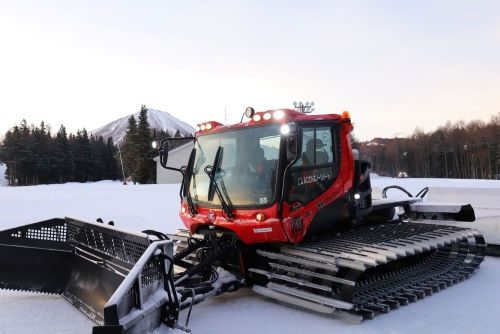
[136,105,155,183]
[120,105,157,183]
[89,135,103,180]
[72,129,93,182]
[104,137,120,180]
[31,121,51,184]
[53,125,73,183]
[1,126,23,185]
[19,120,33,185]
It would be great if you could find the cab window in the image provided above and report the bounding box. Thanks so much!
[287,126,339,204]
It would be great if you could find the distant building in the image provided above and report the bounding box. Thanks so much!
[155,142,194,184]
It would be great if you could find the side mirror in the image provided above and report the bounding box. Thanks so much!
[159,143,169,168]
[152,140,170,168]
[155,136,195,172]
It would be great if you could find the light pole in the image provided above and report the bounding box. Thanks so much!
[117,140,127,185]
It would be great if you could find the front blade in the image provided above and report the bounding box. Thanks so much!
[0,217,151,325]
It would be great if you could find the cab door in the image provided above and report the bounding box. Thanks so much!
[281,123,344,242]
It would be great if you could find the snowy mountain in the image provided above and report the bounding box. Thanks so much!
[91,108,195,144]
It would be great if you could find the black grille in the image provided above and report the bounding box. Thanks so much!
[67,219,148,265]
[7,219,67,242]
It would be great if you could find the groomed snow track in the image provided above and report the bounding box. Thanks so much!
[250,222,486,321]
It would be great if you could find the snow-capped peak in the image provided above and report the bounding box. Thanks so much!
[91,108,195,144]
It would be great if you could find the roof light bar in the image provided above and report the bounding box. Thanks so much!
[196,121,223,132]
[248,109,292,124]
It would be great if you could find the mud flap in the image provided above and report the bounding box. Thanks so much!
[0,217,179,333]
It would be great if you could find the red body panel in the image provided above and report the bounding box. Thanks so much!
[180,204,288,244]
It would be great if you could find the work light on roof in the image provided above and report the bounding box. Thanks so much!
[273,109,285,120]
[293,101,315,114]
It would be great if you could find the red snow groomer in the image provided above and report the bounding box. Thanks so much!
[0,107,485,333]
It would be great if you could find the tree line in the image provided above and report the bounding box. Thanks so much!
[358,113,500,179]
[0,120,120,185]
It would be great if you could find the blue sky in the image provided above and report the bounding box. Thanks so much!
[0,0,499,140]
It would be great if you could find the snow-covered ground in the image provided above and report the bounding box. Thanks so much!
[0,177,499,334]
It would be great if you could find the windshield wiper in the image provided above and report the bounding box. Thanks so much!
[204,146,234,219]
[181,148,197,216]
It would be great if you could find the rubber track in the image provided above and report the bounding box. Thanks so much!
[251,222,486,319]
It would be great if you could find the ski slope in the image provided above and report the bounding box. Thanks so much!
[0,177,499,334]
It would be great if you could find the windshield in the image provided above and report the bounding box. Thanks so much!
[190,124,281,207]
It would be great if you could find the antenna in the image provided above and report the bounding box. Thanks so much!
[293,101,315,114]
